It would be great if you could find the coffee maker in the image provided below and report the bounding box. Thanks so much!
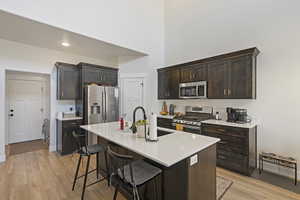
[226,107,249,123]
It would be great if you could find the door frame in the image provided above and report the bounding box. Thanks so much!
[119,73,146,119]
[5,71,50,145]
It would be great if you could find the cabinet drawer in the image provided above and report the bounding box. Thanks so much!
[62,120,83,127]
[217,151,248,174]
[202,130,247,144]
[202,124,248,138]
[217,142,248,155]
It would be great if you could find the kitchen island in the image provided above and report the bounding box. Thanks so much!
[81,122,220,200]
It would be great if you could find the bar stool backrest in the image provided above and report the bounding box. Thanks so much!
[107,146,135,185]
[72,130,88,154]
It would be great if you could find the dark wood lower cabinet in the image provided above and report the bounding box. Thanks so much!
[97,136,217,200]
[202,124,257,176]
[56,119,84,155]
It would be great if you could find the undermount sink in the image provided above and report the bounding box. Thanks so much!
[157,129,173,137]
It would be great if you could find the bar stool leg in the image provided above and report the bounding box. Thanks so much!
[113,184,119,200]
[154,176,159,200]
[81,155,91,200]
[72,155,82,191]
[258,156,261,174]
[96,152,99,180]
[143,183,148,200]
[295,164,297,185]
[104,151,110,186]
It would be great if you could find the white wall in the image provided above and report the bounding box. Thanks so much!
[164,0,300,178]
[0,38,118,161]
[0,0,165,140]
[0,0,164,55]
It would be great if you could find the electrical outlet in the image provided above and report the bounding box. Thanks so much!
[190,154,198,166]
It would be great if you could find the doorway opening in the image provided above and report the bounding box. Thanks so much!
[5,70,50,156]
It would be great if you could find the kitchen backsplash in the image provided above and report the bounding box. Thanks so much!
[56,100,76,112]
[159,99,258,122]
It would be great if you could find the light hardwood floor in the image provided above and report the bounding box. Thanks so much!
[0,149,299,200]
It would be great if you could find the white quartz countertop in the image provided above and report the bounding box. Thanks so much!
[202,119,257,129]
[157,114,175,119]
[81,122,219,167]
[57,117,83,121]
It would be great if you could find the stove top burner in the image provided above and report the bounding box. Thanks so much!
[173,116,211,127]
[173,106,213,127]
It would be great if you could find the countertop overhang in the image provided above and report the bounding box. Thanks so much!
[81,122,219,167]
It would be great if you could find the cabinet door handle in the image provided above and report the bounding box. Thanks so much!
[228,89,231,96]
[62,91,64,97]
[223,89,227,96]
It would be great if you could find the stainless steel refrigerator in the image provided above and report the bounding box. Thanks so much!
[85,84,119,144]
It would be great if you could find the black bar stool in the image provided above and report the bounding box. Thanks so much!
[72,130,109,200]
[107,146,162,200]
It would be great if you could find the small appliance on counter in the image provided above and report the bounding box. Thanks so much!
[226,107,251,123]
[169,104,176,116]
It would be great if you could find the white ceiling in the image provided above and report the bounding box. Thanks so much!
[0,10,146,61]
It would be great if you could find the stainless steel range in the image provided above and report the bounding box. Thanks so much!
[172,106,213,134]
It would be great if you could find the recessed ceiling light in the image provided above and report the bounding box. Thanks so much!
[61,42,70,47]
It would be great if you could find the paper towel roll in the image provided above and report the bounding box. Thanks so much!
[149,113,157,141]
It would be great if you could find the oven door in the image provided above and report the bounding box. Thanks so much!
[179,82,198,98]
[183,125,201,134]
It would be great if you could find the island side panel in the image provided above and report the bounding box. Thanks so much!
[249,126,257,173]
[97,136,109,178]
[188,144,217,200]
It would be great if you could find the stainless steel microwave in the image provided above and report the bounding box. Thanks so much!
[179,81,207,99]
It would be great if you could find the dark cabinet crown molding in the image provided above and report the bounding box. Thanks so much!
[158,47,260,71]
[77,62,118,71]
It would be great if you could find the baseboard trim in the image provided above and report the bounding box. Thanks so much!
[49,144,56,152]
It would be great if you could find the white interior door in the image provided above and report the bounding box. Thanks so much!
[122,78,144,121]
[7,79,44,144]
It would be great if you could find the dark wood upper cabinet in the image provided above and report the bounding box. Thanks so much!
[56,62,80,100]
[207,54,256,99]
[207,61,229,99]
[158,47,259,100]
[228,55,254,99]
[180,63,207,83]
[158,68,180,99]
[79,63,118,86]
[75,63,118,119]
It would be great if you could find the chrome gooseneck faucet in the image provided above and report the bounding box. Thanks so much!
[131,106,147,135]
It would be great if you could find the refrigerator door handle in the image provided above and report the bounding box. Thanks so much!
[104,88,107,121]
[102,90,104,121]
